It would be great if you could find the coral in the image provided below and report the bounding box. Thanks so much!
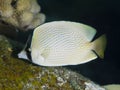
[0,0,45,31]
[27,13,45,29]
[0,35,106,90]
[0,0,13,17]
[29,0,41,14]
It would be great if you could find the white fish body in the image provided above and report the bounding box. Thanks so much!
[103,84,120,90]
[18,21,106,66]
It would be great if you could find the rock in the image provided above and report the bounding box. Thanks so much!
[0,35,106,90]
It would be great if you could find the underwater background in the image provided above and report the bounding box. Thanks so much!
[36,0,120,85]
[0,0,120,86]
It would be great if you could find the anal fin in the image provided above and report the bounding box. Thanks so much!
[80,51,97,64]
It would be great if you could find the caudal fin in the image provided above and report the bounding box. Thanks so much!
[91,34,107,59]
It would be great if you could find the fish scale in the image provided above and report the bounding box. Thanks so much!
[18,21,106,66]
[35,27,86,49]
[31,22,94,66]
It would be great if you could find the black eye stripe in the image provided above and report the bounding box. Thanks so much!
[23,32,33,62]
[26,49,32,62]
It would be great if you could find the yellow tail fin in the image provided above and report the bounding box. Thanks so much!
[91,34,107,59]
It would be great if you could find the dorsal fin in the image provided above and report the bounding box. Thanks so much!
[36,21,97,41]
[65,21,97,41]
[78,23,97,41]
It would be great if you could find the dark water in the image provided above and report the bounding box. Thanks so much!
[1,0,119,85]
[37,0,120,85]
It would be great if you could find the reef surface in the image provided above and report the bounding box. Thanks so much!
[0,35,105,90]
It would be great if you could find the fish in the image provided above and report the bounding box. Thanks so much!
[103,84,120,90]
[18,21,107,66]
